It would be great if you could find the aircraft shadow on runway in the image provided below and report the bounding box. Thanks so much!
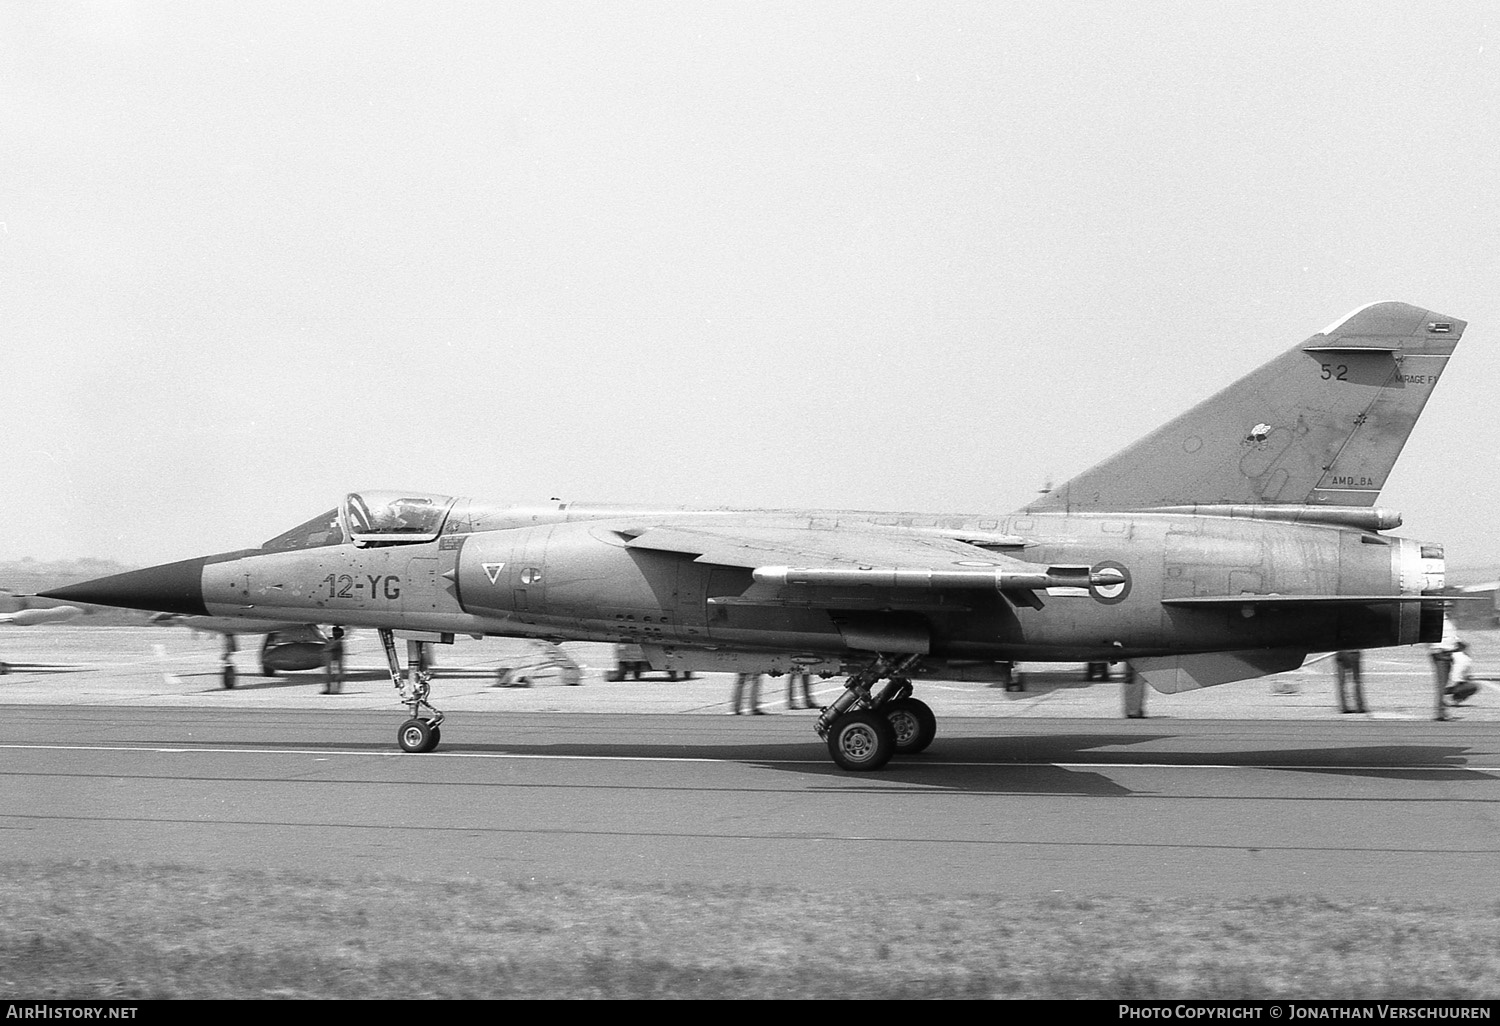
[1262,746,1498,783]
[433,732,1499,793]
[414,732,1174,797]
[903,734,1500,786]
[173,719,1498,793]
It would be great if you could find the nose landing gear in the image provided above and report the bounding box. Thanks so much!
[379,629,445,753]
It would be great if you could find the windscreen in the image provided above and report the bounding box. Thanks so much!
[260,508,345,551]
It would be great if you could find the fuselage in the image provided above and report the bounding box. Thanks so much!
[170,496,1442,671]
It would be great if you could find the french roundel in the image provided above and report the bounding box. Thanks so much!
[1089,560,1131,604]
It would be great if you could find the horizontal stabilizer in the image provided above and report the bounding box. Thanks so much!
[1132,649,1308,693]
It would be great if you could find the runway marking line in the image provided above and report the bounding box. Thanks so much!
[1,742,1497,773]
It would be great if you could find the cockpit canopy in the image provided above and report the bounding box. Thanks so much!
[343,491,455,545]
[259,491,456,551]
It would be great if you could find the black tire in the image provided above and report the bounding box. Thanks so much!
[884,697,937,754]
[398,718,433,753]
[427,725,441,751]
[262,664,278,678]
[827,710,896,771]
[222,667,236,690]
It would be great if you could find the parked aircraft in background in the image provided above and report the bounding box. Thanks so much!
[150,614,330,687]
[45,302,1468,769]
[0,592,82,675]
[1444,582,1500,630]
[0,606,80,627]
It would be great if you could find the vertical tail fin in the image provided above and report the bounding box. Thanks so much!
[1027,302,1467,513]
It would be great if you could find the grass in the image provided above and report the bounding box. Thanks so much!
[2,860,1498,999]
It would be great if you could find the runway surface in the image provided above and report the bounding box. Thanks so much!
[2,626,1498,897]
[4,705,1499,897]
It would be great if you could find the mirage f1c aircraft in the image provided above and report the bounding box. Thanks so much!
[45,301,1468,770]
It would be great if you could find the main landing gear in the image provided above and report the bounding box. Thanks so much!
[379,629,445,753]
[815,654,936,771]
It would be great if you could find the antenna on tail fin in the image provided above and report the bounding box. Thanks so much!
[1023,302,1467,515]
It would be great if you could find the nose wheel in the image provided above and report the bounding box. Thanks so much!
[398,717,441,753]
[380,629,446,753]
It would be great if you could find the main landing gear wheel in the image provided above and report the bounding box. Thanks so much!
[884,697,937,754]
[398,718,440,753]
[827,711,897,772]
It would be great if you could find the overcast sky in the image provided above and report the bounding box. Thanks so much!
[4,1,1498,576]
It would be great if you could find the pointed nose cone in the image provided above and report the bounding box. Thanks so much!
[39,557,211,616]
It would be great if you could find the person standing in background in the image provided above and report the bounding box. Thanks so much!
[731,672,764,715]
[1334,650,1367,713]
[323,627,346,695]
[785,671,816,710]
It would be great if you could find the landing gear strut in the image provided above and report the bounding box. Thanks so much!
[815,654,934,771]
[379,629,444,753]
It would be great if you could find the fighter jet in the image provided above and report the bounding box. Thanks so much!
[45,301,1467,770]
